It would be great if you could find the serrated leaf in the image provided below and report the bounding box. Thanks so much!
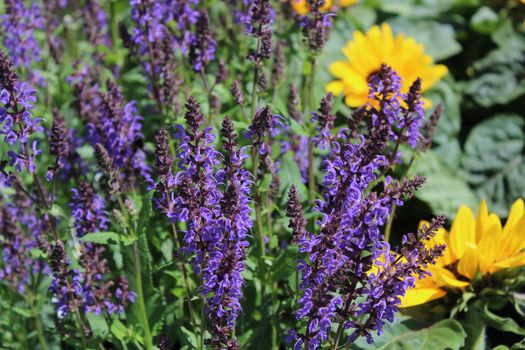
[80,232,120,245]
[270,246,299,284]
[461,115,525,216]
[258,173,273,192]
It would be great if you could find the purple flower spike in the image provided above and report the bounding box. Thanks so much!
[286,65,444,348]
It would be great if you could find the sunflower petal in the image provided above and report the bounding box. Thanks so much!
[400,286,447,308]
[457,248,479,279]
[432,266,470,288]
[450,205,477,259]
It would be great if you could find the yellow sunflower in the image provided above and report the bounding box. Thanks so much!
[291,0,358,16]
[326,23,448,107]
[401,199,525,308]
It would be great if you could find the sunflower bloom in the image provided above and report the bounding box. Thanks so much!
[401,199,525,308]
[326,23,447,107]
[291,0,358,15]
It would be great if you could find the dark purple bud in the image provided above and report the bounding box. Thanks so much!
[154,128,174,180]
[230,80,245,106]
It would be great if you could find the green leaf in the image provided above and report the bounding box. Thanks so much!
[279,153,308,200]
[80,232,120,245]
[461,115,525,216]
[49,204,67,218]
[353,318,466,350]
[180,326,198,348]
[389,19,462,60]
[289,118,309,137]
[462,303,486,350]
[86,313,109,337]
[110,318,128,341]
[137,192,153,237]
[258,173,273,193]
[269,246,299,284]
[482,305,525,335]
[412,151,478,218]
[470,6,502,34]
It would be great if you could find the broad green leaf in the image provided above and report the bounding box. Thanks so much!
[258,173,273,193]
[80,232,120,245]
[353,318,466,350]
[86,313,109,337]
[483,305,525,335]
[412,151,477,218]
[461,115,525,216]
[110,318,128,341]
[389,19,462,60]
[180,326,198,348]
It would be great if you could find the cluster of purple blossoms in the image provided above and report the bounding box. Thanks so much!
[188,11,217,72]
[0,200,50,294]
[129,0,187,109]
[246,0,274,64]
[1,0,44,69]
[153,97,252,348]
[81,0,111,48]
[300,0,333,53]
[286,66,444,349]
[202,118,252,349]
[67,65,102,125]
[42,0,68,63]
[0,50,42,178]
[235,0,275,35]
[49,183,135,319]
[367,64,425,150]
[246,105,282,181]
[68,70,149,191]
[46,109,86,182]
[311,93,336,150]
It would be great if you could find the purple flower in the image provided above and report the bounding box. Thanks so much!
[81,0,111,47]
[0,202,49,294]
[153,100,252,348]
[311,93,335,150]
[49,183,135,318]
[0,50,43,177]
[70,182,109,238]
[202,118,252,348]
[188,11,216,72]
[1,0,44,69]
[286,65,444,348]
[71,76,149,191]
[367,64,424,151]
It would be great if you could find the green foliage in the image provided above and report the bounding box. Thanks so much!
[352,318,467,350]
[461,114,525,216]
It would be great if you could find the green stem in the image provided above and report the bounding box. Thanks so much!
[75,310,88,348]
[28,292,49,350]
[384,204,397,243]
[384,155,415,242]
[307,57,317,201]
[169,221,197,329]
[133,242,153,350]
